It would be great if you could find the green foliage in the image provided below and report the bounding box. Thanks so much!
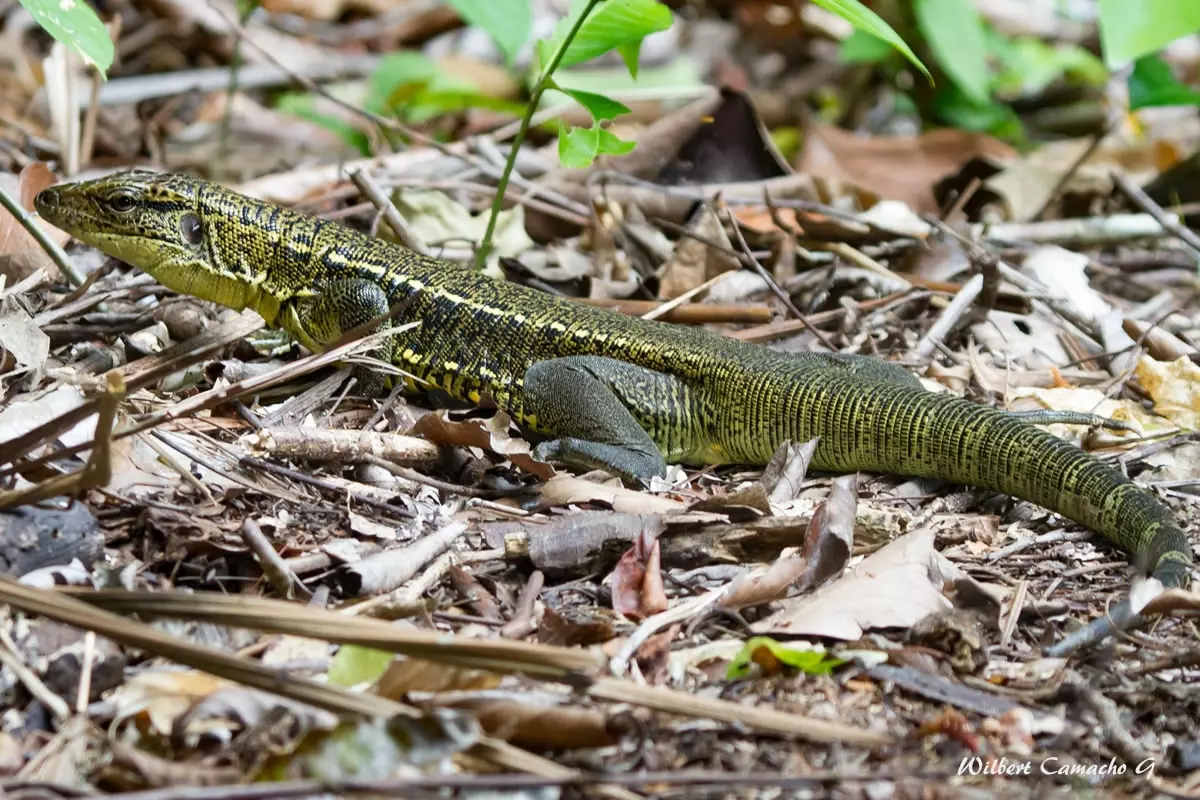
[987,31,1106,97]
[365,51,524,124]
[1098,0,1200,68]
[19,0,113,77]
[1129,55,1200,110]
[726,637,846,680]
[813,0,930,81]
[326,644,394,687]
[838,29,898,65]
[275,93,371,156]
[536,0,673,78]
[445,0,532,64]
[913,0,989,104]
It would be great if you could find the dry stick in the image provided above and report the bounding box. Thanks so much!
[341,520,468,598]
[348,167,430,255]
[1111,170,1200,262]
[723,204,841,350]
[0,370,124,509]
[1030,124,1112,222]
[241,518,308,600]
[0,580,583,786]
[0,180,83,286]
[639,270,737,322]
[1,319,412,485]
[500,570,545,639]
[239,454,415,518]
[0,628,71,722]
[913,273,984,359]
[0,310,263,476]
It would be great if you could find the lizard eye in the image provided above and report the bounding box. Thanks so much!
[109,193,136,213]
[180,213,203,245]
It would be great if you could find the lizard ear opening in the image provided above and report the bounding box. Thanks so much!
[180,213,203,245]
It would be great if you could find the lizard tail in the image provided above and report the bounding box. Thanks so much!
[794,376,1193,649]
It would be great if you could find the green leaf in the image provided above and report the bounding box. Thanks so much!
[725,637,845,680]
[537,0,673,76]
[20,0,114,76]
[559,87,631,122]
[839,29,899,65]
[931,86,1026,143]
[365,51,439,114]
[1098,0,1200,68]
[597,127,636,156]
[913,0,990,105]
[810,0,930,82]
[1129,54,1200,110]
[557,123,600,168]
[986,31,1106,97]
[445,0,532,64]
[327,645,394,688]
[276,93,371,156]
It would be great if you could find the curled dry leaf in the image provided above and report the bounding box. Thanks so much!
[721,472,855,609]
[0,166,70,283]
[752,528,970,640]
[431,693,622,750]
[534,474,686,513]
[411,409,554,479]
[610,520,669,621]
[797,125,1016,214]
[1135,355,1200,431]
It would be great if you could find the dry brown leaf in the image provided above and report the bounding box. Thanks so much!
[1135,355,1200,431]
[259,0,396,20]
[658,204,739,299]
[411,409,554,479]
[752,528,962,640]
[797,125,1016,214]
[722,473,855,609]
[610,522,668,621]
[432,694,621,749]
[376,657,503,697]
[0,167,68,283]
[534,474,686,514]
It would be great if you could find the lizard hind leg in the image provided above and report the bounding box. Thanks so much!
[522,356,671,484]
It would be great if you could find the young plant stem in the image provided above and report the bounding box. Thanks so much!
[474,0,604,270]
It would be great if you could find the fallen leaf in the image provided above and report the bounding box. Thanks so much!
[610,521,668,621]
[752,528,970,640]
[534,474,686,514]
[797,125,1016,214]
[1135,355,1200,430]
[411,409,554,479]
[0,168,69,283]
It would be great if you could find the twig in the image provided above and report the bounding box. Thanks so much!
[914,273,983,359]
[640,270,737,321]
[1112,170,1200,263]
[1030,125,1111,221]
[0,181,84,287]
[241,518,309,600]
[339,520,468,597]
[348,167,430,255]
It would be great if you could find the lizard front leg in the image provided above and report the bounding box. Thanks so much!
[522,355,682,483]
[281,278,396,393]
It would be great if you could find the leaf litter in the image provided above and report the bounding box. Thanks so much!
[1,1,1199,797]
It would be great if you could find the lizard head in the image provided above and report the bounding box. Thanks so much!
[35,169,269,314]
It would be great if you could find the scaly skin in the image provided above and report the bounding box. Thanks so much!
[34,170,1193,652]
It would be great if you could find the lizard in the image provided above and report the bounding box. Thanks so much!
[33,169,1194,654]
